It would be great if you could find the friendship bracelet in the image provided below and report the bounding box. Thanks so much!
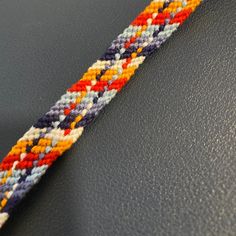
[0,0,203,227]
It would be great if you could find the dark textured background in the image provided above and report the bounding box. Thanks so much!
[0,0,236,235]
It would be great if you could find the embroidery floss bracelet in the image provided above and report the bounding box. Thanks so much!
[0,0,203,227]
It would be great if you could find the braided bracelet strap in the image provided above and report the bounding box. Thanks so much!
[0,0,202,227]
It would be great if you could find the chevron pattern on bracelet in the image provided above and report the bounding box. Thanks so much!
[0,0,203,227]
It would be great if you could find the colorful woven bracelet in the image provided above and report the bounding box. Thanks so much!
[0,0,203,227]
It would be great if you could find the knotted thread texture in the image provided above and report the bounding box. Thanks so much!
[0,0,203,227]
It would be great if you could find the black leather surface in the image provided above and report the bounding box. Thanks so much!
[0,0,236,235]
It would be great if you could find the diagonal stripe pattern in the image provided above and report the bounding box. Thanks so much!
[0,0,203,227]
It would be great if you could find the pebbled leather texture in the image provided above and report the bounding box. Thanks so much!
[0,0,235,235]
